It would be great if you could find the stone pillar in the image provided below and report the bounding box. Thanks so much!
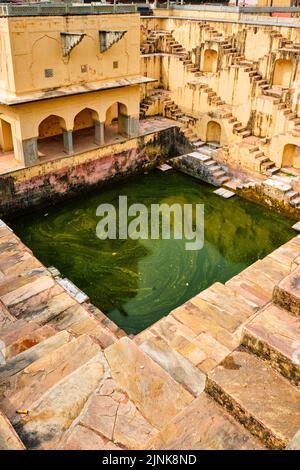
[63,130,73,154]
[94,120,105,146]
[22,137,38,166]
[119,114,139,138]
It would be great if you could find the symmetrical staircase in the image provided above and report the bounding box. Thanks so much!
[170,146,231,187]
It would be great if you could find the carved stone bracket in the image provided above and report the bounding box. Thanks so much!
[99,30,127,53]
[61,32,86,57]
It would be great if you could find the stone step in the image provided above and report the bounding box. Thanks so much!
[207,349,300,449]
[0,410,25,450]
[0,330,71,385]
[226,275,271,309]
[0,319,40,347]
[138,335,206,397]
[0,334,102,421]
[242,303,300,385]
[146,393,264,450]
[62,377,156,450]
[46,302,117,349]
[1,324,57,361]
[171,283,257,351]
[14,351,104,449]
[273,264,300,316]
[136,314,231,374]
[104,337,193,430]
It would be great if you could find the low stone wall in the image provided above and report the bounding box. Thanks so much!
[0,126,181,217]
[237,185,300,220]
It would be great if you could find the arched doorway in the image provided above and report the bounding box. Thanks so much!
[203,49,218,73]
[206,121,221,144]
[0,119,13,152]
[282,144,300,169]
[273,59,293,87]
[105,102,128,143]
[0,118,18,170]
[73,108,100,151]
[37,114,67,158]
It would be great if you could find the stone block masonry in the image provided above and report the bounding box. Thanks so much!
[1,221,300,449]
[0,125,181,218]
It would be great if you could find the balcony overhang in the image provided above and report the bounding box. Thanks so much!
[61,32,86,57]
[99,31,127,53]
[0,76,157,106]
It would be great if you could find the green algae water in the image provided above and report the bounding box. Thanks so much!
[11,170,295,334]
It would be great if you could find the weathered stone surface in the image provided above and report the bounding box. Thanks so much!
[287,429,300,450]
[198,282,257,319]
[1,255,43,278]
[0,276,55,307]
[137,315,230,372]
[226,276,271,308]
[2,324,57,360]
[69,316,117,348]
[114,399,158,449]
[242,303,300,384]
[0,299,15,329]
[0,334,101,420]
[80,376,158,449]
[105,337,193,429]
[273,265,300,316]
[80,394,119,441]
[139,336,206,396]
[171,301,240,350]
[0,410,25,450]
[0,330,71,384]
[207,350,300,449]
[147,393,264,450]
[15,353,104,449]
[14,290,75,322]
[62,424,121,450]
[0,319,40,347]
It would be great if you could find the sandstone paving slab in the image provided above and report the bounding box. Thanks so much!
[61,424,121,450]
[0,334,101,420]
[136,315,230,371]
[226,276,270,308]
[2,324,57,361]
[287,429,300,450]
[104,337,193,430]
[171,302,240,350]
[47,302,90,330]
[113,399,158,449]
[0,319,40,346]
[146,393,264,450]
[14,353,105,449]
[207,350,300,449]
[0,271,50,299]
[79,381,159,450]
[139,336,206,396]
[67,315,117,348]
[11,289,76,322]
[0,251,39,276]
[0,410,25,450]
[0,227,13,239]
[0,300,15,329]
[0,249,31,273]
[256,257,291,284]
[242,303,300,384]
[197,282,258,320]
[0,276,55,308]
[0,330,71,384]
[273,265,300,316]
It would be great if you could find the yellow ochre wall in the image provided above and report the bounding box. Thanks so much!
[0,13,140,95]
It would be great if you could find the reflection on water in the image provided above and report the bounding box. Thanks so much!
[10,170,295,334]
